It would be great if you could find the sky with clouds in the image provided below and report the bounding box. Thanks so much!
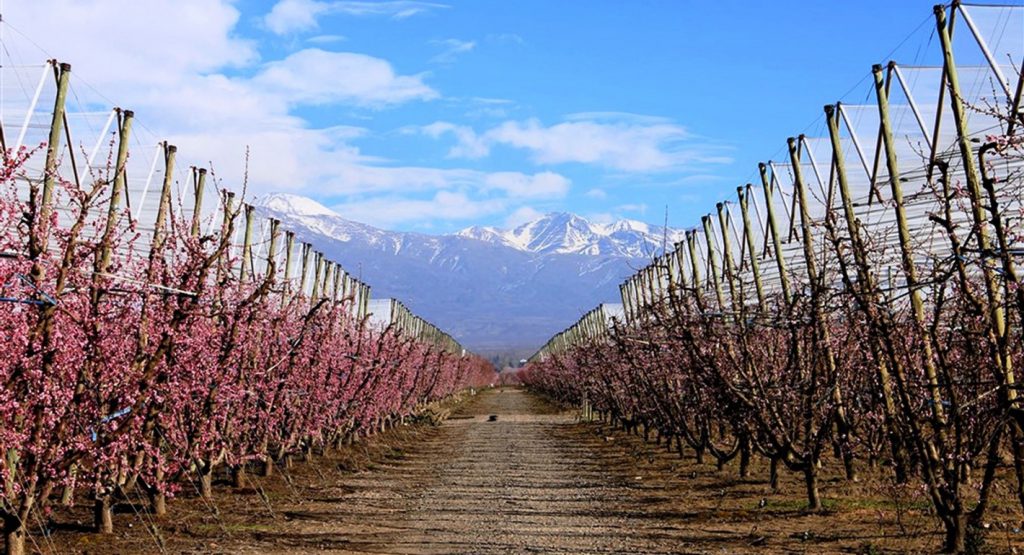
[0,0,969,232]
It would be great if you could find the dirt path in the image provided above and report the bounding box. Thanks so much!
[234,388,698,554]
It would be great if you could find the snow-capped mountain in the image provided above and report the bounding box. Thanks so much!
[255,193,679,353]
[457,213,684,257]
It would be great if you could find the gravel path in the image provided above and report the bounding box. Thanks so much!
[243,388,696,554]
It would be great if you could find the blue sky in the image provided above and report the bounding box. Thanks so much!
[6,0,1007,232]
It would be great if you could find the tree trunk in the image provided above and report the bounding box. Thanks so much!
[61,465,76,505]
[150,490,166,517]
[231,465,247,488]
[150,467,166,516]
[94,497,113,534]
[804,462,822,511]
[769,456,780,493]
[4,518,25,555]
[1012,426,1024,513]
[60,484,74,506]
[739,436,751,479]
[262,454,274,477]
[842,444,858,482]
[943,513,967,553]
[199,468,213,500]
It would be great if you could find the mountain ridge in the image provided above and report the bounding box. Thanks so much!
[255,193,679,351]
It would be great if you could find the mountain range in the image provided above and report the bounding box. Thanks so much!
[255,193,683,355]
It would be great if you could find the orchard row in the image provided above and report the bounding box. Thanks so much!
[0,65,494,555]
[523,8,1023,553]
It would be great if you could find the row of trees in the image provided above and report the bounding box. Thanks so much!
[0,64,494,555]
[522,9,1023,553]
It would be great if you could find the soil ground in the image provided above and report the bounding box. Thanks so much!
[40,387,1024,554]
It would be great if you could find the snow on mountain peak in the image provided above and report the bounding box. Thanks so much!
[457,212,683,258]
[253,192,681,259]
[256,193,338,218]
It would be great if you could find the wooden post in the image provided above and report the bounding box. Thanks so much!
[239,205,255,283]
[361,282,370,320]
[738,186,766,312]
[266,220,280,279]
[297,243,310,299]
[685,230,706,312]
[935,4,1015,404]
[787,136,857,484]
[867,72,950,427]
[190,168,206,238]
[758,163,793,305]
[321,260,333,302]
[332,264,342,302]
[136,143,176,350]
[826,100,910,482]
[281,231,295,307]
[93,110,133,286]
[216,191,236,289]
[701,216,727,314]
[310,252,323,300]
[28,62,71,289]
[716,203,742,315]
[151,145,176,266]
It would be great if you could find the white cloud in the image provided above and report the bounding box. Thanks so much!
[253,49,437,107]
[420,116,731,172]
[486,118,692,172]
[430,38,476,63]
[504,206,544,227]
[266,0,329,34]
[307,34,348,44]
[265,0,450,34]
[331,191,505,228]
[563,111,672,125]
[584,188,607,199]
[421,122,488,158]
[483,172,570,199]
[5,0,256,92]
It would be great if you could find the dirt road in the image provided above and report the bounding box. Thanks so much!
[240,388,696,554]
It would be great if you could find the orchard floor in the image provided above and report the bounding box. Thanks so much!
[44,388,1023,554]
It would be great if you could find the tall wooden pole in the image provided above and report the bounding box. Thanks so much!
[866,72,950,428]
[239,205,255,283]
[787,136,856,482]
[935,4,1015,396]
[738,185,766,312]
[758,163,793,306]
[190,168,206,238]
[701,215,727,314]
[281,231,295,308]
[93,109,133,287]
[29,62,71,288]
